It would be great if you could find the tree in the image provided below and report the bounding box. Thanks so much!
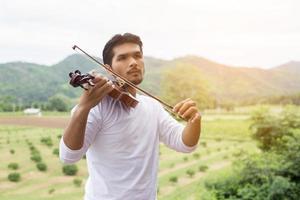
[204,106,300,199]
[160,63,216,110]
[47,95,69,111]
[250,106,299,151]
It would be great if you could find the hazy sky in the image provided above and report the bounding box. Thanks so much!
[0,0,299,68]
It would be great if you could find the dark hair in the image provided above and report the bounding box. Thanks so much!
[102,33,143,66]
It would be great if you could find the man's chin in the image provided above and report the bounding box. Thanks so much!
[131,78,143,85]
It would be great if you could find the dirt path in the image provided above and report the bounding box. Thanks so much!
[0,116,70,128]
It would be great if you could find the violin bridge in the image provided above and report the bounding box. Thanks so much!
[116,77,126,88]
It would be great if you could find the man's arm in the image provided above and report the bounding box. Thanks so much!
[63,75,114,150]
[173,98,201,147]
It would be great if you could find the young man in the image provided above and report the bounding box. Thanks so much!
[60,33,201,200]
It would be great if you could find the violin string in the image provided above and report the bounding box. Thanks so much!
[72,45,174,111]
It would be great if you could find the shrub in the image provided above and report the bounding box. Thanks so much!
[10,149,15,154]
[204,115,300,200]
[249,106,298,151]
[201,141,207,147]
[193,153,200,159]
[183,157,188,162]
[62,164,78,176]
[186,169,195,177]
[73,178,82,187]
[29,145,36,151]
[199,165,209,172]
[48,188,55,194]
[31,154,42,162]
[8,163,19,170]
[53,148,59,156]
[8,172,21,182]
[36,162,47,171]
[31,149,40,156]
[169,176,178,183]
[40,136,53,147]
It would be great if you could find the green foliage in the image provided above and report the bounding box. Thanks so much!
[250,106,299,151]
[48,188,55,194]
[0,96,16,112]
[186,169,195,177]
[31,154,42,162]
[201,141,207,147]
[8,163,19,170]
[169,163,175,168]
[40,136,53,147]
[10,149,15,154]
[169,176,178,183]
[193,153,200,159]
[73,178,82,187]
[8,172,21,182]
[47,95,69,112]
[199,165,209,172]
[161,63,216,109]
[62,164,78,176]
[204,107,300,199]
[52,148,59,156]
[206,152,300,200]
[36,162,47,171]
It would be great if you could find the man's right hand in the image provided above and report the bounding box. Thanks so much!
[78,74,114,110]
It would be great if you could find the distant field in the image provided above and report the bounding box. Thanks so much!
[0,112,257,200]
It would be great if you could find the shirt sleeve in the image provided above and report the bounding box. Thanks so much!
[59,105,102,164]
[157,103,197,153]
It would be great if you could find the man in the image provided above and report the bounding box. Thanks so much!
[59,33,201,200]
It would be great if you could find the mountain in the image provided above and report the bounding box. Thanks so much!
[169,56,300,102]
[0,54,299,106]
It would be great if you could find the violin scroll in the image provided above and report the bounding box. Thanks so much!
[69,70,95,90]
[69,70,139,108]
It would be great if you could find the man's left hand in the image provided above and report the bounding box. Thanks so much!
[173,98,201,123]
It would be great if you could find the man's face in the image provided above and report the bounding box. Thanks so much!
[111,43,145,85]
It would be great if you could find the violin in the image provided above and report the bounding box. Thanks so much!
[69,45,178,116]
[69,70,138,108]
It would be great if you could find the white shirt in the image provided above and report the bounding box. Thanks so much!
[59,94,197,200]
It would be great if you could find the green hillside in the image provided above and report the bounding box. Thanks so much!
[0,54,299,108]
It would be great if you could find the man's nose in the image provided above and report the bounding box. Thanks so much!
[129,57,138,68]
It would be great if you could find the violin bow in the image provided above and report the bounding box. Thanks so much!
[72,45,180,117]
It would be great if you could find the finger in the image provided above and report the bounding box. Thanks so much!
[191,112,201,123]
[173,98,190,113]
[92,74,107,84]
[93,77,109,89]
[178,100,196,116]
[181,106,198,121]
[96,81,114,95]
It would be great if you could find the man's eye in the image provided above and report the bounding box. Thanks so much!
[118,57,126,61]
[134,54,142,59]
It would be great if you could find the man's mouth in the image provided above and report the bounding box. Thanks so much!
[128,70,141,74]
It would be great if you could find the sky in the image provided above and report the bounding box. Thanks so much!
[0,0,299,68]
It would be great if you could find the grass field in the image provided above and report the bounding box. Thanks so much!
[0,112,258,200]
